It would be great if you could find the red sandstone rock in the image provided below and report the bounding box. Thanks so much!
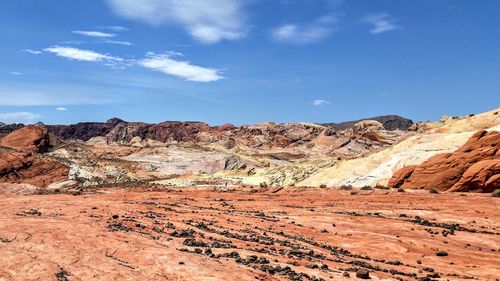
[0,126,69,188]
[0,125,49,153]
[0,150,69,188]
[388,130,499,192]
[388,165,417,188]
[449,159,500,192]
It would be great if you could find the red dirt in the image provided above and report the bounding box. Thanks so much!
[1,187,498,280]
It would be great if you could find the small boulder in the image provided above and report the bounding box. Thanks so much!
[436,251,448,257]
[356,268,370,279]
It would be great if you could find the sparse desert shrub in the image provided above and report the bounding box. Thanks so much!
[375,184,389,190]
[397,188,405,193]
[319,184,327,188]
[259,182,268,188]
[350,191,358,195]
[360,185,373,191]
[339,185,353,190]
[492,190,500,197]
[429,187,439,194]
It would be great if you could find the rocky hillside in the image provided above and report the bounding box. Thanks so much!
[47,117,125,141]
[298,108,500,189]
[1,108,498,192]
[321,115,414,131]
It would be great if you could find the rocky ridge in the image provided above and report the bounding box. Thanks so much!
[1,108,498,191]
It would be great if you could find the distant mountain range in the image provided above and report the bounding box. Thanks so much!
[0,114,414,138]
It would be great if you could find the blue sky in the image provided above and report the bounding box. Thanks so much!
[0,0,499,125]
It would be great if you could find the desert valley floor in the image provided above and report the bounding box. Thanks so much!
[1,187,498,281]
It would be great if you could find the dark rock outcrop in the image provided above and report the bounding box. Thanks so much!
[0,123,25,137]
[323,115,414,131]
[47,118,125,141]
[106,121,229,143]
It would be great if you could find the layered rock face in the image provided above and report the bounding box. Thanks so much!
[388,130,499,192]
[0,126,69,188]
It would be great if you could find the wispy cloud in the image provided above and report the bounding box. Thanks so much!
[72,30,116,38]
[103,39,133,46]
[56,107,68,111]
[9,71,23,75]
[363,13,398,34]
[40,45,221,82]
[23,49,42,55]
[98,25,130,32]
[106,0,247,44]
[271,15,336,44]
[0,112,41,123]
[138,52,223,82]
[312,99,330,106]
[58,40,85,45]
[44,46,123,62]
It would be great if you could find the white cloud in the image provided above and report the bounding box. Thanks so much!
[40,46,218,81]
[9,71,23,75]
[363,13,398,34]
[0,112,41,123]
[44,46,123,62]
[99,25,130,32]
[106,0,247,44]
[104,39,133,46]
[56,107,68,111]
[138,52,223,82]
[23,49,42,55]
[312,99,330,106]
[72,30,116,38]
[272,15,336,44]
[59,40,85,45]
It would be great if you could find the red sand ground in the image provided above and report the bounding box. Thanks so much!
[0,187,499,281]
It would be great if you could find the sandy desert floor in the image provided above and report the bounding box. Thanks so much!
[0,187,499,281]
